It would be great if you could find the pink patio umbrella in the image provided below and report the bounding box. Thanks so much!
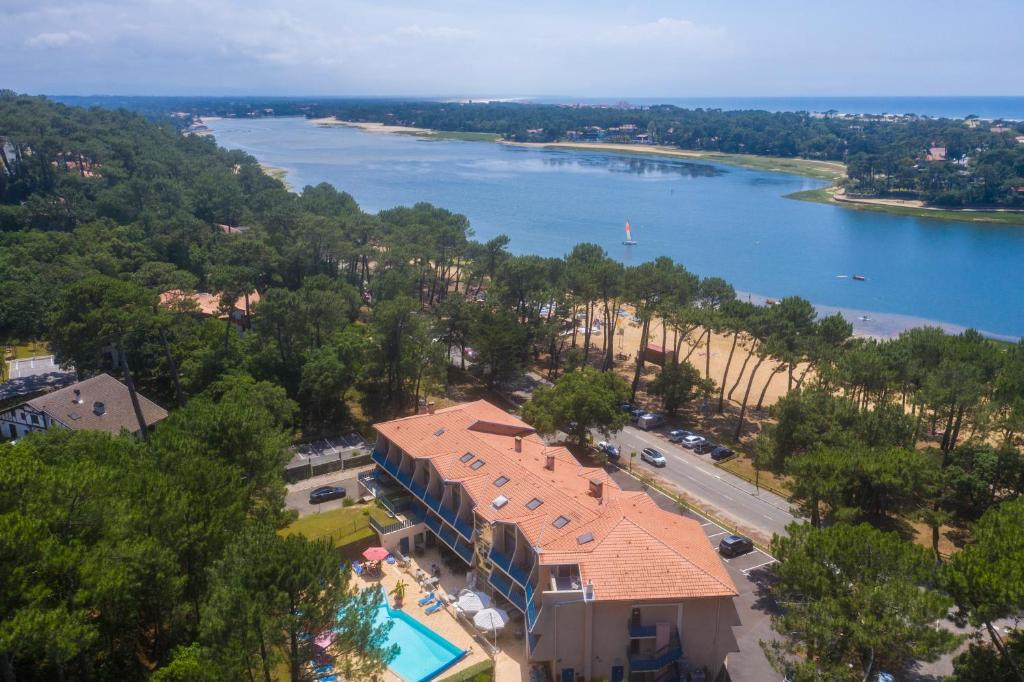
[313,631,336,651]
[362,546,390,561]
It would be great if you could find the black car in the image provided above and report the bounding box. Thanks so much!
[719,534,754,558]
[710,446,735,461]
[619,402,634,413]
[693,441,716,455]
[309,485,347,504]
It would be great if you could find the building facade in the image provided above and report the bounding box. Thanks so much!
[363,400,739,681]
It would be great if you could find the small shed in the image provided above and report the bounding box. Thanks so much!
[643,343,674,367]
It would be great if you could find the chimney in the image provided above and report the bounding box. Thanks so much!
[93,401,106,416]
[73,389,82,404]
[514,435,522,453]
[427,401,436,415]
[589,478,604,499]
[545,453,555,470]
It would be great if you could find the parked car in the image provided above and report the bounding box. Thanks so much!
[680,434,706,449]
[718,534,754,557]
[309,485,347,504]
[693,441,716,455]
[667,429,694,443]
[640,447,667,467]
[597,441,620,460]
[710,446,735,461]
[637,413,665,430]
[629,407,647,422]
[619,402,634,413]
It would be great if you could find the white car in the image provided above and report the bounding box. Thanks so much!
[640,447,667,467]
[680,435,706,449]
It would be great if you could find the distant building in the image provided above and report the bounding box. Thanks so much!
[925,147,947,162]
[159,289,260,330]
[0,373,167,440]
[1016,135,1024,145]
[0,137,19,175]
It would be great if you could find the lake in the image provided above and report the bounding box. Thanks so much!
[207,116,1024,339]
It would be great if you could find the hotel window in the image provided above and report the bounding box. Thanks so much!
[526,497,543,510]
[494,475,510,487]
[469,459,485,470]
[552,516,570,529]
[459,452,474,463]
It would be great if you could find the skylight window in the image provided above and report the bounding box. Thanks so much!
[433,428,446,437]
[492,495,509,509]
[494,475,510,487]
[459,452,474,463]
[469,459,485,470]
[526,498,543,510]
[552,516,570,529]
[577,531,594,544]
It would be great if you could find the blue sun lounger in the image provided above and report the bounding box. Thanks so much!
[418,591,436,606]
[351,561,363,576]
[425,601,443,615]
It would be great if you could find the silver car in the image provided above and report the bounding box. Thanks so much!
[640,447,667,467]
[680,434,707,449]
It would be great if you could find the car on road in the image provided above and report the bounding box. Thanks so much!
[629,407,647,422]
[640,447,667,467]
[309,485,347,504]
[693,441,716,455]
[667,429,694,443]
[710,446,735,461]
[596,441,620,460]
[718,534,754,557]
[637,413,666,430]
[679,434,706,449]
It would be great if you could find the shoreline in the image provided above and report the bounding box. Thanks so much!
[788,187,1024,226]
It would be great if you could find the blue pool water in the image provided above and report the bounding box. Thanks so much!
[373,592,466,682]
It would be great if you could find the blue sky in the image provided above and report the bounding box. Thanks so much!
[4,0,1022,97]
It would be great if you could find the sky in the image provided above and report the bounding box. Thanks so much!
[4,0,1023,97]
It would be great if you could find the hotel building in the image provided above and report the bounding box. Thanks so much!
[363,400,739,681]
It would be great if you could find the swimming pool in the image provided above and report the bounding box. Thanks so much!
[373,589,467,682]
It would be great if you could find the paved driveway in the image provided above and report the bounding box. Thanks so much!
[1,356,76,401]
[285,467,371,517]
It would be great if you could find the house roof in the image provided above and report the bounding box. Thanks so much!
[159,289,260,318]
[26,373,167,435]
[375,400,736,602]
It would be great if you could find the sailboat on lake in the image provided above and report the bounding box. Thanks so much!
[622,220,637,246]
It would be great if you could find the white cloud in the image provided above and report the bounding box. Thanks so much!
[26,30,92,48]
[596,17,728,53]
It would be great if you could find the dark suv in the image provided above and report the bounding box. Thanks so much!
[719,535,754,557]
[693,441,716,455]
[710,446,735,461]
[309,485,347,504]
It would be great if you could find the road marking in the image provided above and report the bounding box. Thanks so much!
[707,531,728,538]
[742,560,777,573]
[701,522,714,527]
[762,514,774,520]
[714,474,722,479]
[720,494,734,501]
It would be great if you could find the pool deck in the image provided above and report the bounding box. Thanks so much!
[355,546,529,681]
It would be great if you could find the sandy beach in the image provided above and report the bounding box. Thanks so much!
[310,118,436,135]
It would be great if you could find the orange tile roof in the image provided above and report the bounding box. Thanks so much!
[374,400,736,601]
[159,289,260,318]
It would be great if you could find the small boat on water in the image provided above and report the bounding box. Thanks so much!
[622,220,637,246]
[852,274,867,281]
[859,315,871,322]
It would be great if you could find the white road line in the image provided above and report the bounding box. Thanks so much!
[741,560,777,573]
[720,494,734,501]
[707,531,728,538]
[701,522,714,527]
[762,514,774,520]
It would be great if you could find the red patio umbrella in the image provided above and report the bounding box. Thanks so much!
[362,546,390,561]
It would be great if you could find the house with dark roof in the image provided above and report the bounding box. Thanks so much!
[0,373,167,440]
[364,400,739,681]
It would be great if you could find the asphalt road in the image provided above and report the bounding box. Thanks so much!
[602,425,796,542]
[285,467,370,517]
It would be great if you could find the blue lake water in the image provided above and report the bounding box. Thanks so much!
[208,116,1024,339]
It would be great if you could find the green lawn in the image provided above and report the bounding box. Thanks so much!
[280,504,392,548]
[788,187,1024,226]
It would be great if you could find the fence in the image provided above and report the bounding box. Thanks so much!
[284,434,373,483]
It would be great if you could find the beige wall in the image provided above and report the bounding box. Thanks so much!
[530,596,739,681]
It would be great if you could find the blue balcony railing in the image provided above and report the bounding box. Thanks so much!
[628,635,683,673]
[628,624,657,639]
[437,503,458,526]
[490,548,514,574]
[453,516,474,541]
[489,548,531,588]
[488,569,528,613]
[422,492,443,513]
[526,597,539,629]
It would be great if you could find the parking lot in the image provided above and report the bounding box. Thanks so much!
[285,466,373,517]
[285,433,372,482]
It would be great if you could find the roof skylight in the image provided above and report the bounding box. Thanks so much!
[494,475,510,487]
[577,531,594,544]
[492,495,509,509]
[433,428,446,437]
[469,459,485,470]
[526,498,543,510]
[552,516,570,529]
[459,452,474,463]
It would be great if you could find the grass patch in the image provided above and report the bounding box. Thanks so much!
[438,660,494,682]
[788,187,1024,225]
[716,455,792,498]
[395,130,502,142]
[280,504,392,548]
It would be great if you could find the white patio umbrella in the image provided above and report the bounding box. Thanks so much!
[455,590,491,615]
[473,607,510,633]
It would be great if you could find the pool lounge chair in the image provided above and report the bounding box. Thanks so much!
[418,591,436,606]
[351,561,363,576]
[425,601,444,615]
